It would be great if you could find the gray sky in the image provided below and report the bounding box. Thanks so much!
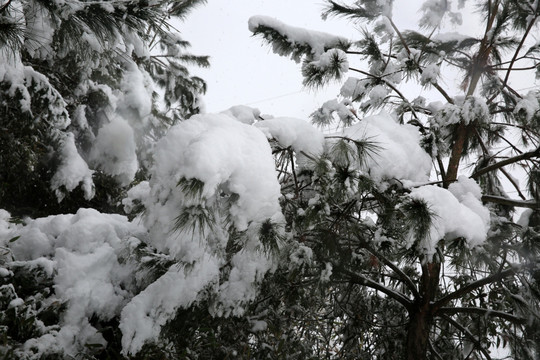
[181,1,536,118]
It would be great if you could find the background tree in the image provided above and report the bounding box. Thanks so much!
[0,0,208,217]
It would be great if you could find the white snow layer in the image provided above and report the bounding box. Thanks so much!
[89,116,138,186]
[1,209,144,358]
[221,105,262,125]
[409,176,490,258]
[255,117,325,157]
[51,133,95,201]
[248,15,348,59]
[339,112,432,184]
[119,112,283,353]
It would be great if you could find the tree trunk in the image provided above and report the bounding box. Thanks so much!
[406,306,433,360]
[406,261,441,360]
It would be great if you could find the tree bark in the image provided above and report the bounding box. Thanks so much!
[406,261,440,360]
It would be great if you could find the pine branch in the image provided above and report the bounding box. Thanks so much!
[472,128,527,200]
[471,147,540,178]
[387,18,454,104]
[438,306,527,325]
[439,314,493,360]
[0,0,12,13]
[361,245,420,299]
[481,195,540,209]
[333,264,412,310]
[488,12,538,104]
[349,67,419,120]
[433,265,522,310]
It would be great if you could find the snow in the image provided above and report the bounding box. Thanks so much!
[89,116,139,187]
[517,209,533,227]
[420,0,462,28]
[145,112,283,243]
[50,133,95,202]
[0,208,145,358]
[338,112,432,184]
[248,15,349,60]
[122,181,151,214]
[433,32,471,43]
[308,48,349,75]
[514,91,539,123]
[369,85,390,106]
[120,259,220,355]
[311,99,356,126]
[120,64,153,123]
[431,96,489,127]
[254,117,325,157]
[24,2,55,60]
[115,112,285,352]
[221,105,262,124]
[340,77,370,99]
[420,63,440,85]
[409,177,490,258]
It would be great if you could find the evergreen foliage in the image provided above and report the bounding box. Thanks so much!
[0,0,208,217]
[3,0,540,359]
[245,1,540,359]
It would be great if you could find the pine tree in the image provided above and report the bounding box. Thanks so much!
[3,1,540,359]
[0,0,208,217]
[245,1,540,359]
[0,0,209,358]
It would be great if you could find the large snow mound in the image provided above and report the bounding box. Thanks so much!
[338,112,432,184]
[119,112,284,353]
[409,177,490,258]
[0,208,144,358]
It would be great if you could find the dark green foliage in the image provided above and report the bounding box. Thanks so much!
[0,0,209,217]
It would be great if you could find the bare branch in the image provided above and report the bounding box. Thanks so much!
[481,195,540,209]
[438,306,527,325]
[433,265,522,310]
[471,147,540,178]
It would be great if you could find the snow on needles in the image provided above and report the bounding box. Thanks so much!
[338,112,432,184]
[255,117,325,159]
[51,133,95,201]
[1,209,144,358]
[119,112,284,354]
[248,15,348,60]
[409,176,490,258]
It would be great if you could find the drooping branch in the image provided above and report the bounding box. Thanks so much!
[433,265,521,310]
[439,315,493,360]
[438,306,527,325]
[334,264,413,310]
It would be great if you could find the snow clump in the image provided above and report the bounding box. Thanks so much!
[408,176,490,258]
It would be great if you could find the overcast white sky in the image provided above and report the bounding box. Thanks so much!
[180,1,414,118]
[181,1,537,119]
